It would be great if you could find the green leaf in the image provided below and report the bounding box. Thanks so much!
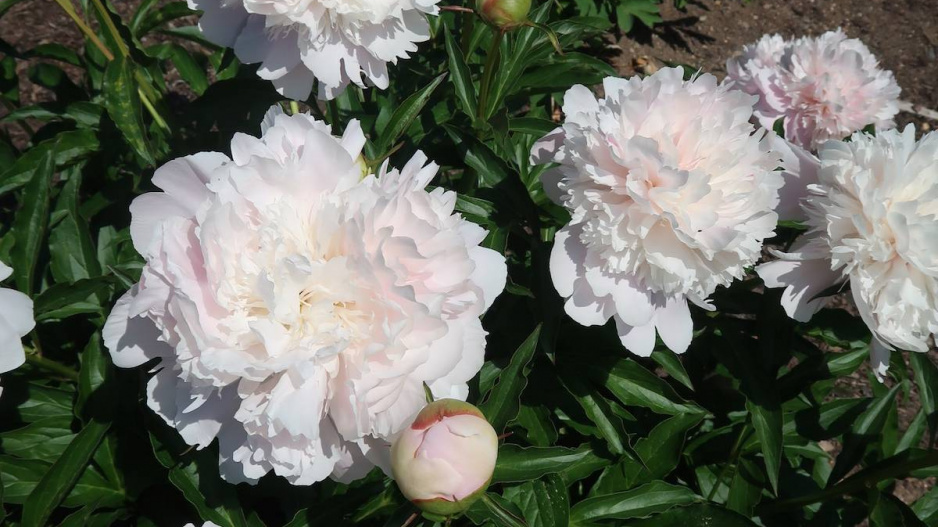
[0,417,76,459]
[590,358,704,416]
[479,325,541,431]
[631,413,702,483]
[509,117,558,136]
[0,456,122,507]
[560,373,628,456]
[570,481,697,522]
[870,491,928,527]
[49,168,103,284]
[726,458,766,516]
[11,150,54,294]
[444,25,477,120]
[0,131,100,197]
[747,398,782,495]
[650,350,693,391]
[912,485,938,525]
[442,124,513,188]
[103,56,155,165]
[147,43,209,95]
[493,444,607,483]
[615,0,662,33]
[374,72,446,156]
[150,425,248,527]
[77,334,109,418]
[467,493,527,527]
[133,1,195,36]
[625,503,758,526]
[33,277,113,321]
[505,474,569,527]
[910,353,938,436]
[827,383,901,486]
[21,419,114,527]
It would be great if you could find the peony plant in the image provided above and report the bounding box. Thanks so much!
[0,0,935,525]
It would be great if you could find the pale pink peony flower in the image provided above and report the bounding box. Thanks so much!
[727,29,900,150]
[188,0,440,100]
[0,261,35,398]
[390,399,497,515]
[103,105,506,485]
[532,68,782,357]
[758,126,938,379]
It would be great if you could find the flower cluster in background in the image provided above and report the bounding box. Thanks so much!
[726,29,901,150]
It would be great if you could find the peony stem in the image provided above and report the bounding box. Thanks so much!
[706,421,751,501]
[476,29,504,122]
[25,355,80,382]
[53,0,170,133]
[440,5,475,13]
[400,512,418,527]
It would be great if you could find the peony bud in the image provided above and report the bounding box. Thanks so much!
[391,399,498,517]
[476,0,531,30]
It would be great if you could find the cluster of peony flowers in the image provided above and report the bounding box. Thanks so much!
[103,105,506,484]
[758,126,938,379]
[726,29,900,151]
[0,261,34,398]
[187,0,440,100]
[532,67,783,357]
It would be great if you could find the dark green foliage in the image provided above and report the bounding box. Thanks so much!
[0,1,934,526]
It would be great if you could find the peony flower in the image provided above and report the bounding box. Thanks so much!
[188,0,440,100]
[103,105,506,485]
[0,261,35,398]
[390,399,497,516]
[532,68,782,357]
[726,29,900,150]
[757,126,938,379]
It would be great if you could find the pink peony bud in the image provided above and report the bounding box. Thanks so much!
[391,399,498,516]
[476,0,531,30]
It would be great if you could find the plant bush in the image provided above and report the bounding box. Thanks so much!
[0,0,935,526]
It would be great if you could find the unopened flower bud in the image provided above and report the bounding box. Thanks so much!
[391,399,498,517]
[476,0,531,30]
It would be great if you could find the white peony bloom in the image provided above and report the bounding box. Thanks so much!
[758,126,938,379]
[532,68,782,357]
[103,105,506,485]
[0,261,35,398]
[188,0,440,100]
[727,29,900,151]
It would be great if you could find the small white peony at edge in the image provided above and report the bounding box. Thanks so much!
[103,105,507,485]
[0,261,35,398]
[531,67,783,357]
[758,125,938,379]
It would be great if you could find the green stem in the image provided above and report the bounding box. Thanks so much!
[476,29,504,122]
[138,87,168,130]
[706,422,752,501]
[290,100,300,115]
[89,0,129,58]
[26,355,80,382]
[52,0,114,61]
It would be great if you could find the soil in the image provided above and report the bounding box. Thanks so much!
[1,0,937,517]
